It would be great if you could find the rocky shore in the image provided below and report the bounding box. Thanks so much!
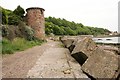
[59,36,120,79]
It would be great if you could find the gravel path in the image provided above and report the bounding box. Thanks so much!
[2,40,88,79]
[2,41,53,78]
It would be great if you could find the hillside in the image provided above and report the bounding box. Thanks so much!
[0,6,44,54]
[45,17,111,36]
[0,6,111,37]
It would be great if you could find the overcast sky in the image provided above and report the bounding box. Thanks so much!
[0,0,119,32]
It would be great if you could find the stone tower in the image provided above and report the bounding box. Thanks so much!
[26,7,45,39]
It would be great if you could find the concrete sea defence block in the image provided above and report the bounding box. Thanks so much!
[81,47,119,78]
[60,36,77,51]
[60,36,119,79]
[71,37,97,65]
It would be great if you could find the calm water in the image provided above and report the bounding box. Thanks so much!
[92,37,120,44]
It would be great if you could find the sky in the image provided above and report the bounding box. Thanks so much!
[0,0,119,32]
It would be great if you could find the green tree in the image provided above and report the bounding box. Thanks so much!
[2,9,8,24]
[13,5,25,17]
[45,16,111,36]
[53,25,64,35]
[45,22,54,35]
[64,27,76,35]
[8,14,22,25]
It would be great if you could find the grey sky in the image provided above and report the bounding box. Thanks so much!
[0,0,119,31]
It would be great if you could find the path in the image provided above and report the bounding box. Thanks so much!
[2,40,88,79]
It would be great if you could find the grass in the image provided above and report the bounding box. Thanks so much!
[0,41,2,54]
[59,43,65,48]
[2,38,44,54]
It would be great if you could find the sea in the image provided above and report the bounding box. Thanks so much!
[92,37,120,44]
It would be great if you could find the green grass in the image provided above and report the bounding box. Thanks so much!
[2,38,44,54]
[59,43,65,48]
[0,41,2,54]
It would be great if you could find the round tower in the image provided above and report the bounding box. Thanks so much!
[26,7,45,39]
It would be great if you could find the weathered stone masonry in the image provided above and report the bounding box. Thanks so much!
[26,7,45,39]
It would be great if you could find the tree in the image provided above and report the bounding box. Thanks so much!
[13,5,25,17]
[45,16,111,36]
[53,25,64,35]
[2,9,8,24]
[8,14,22,25]
[64,27,76,35]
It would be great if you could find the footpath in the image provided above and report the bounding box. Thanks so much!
[2,40,88,79]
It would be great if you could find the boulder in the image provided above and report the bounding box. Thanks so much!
[60,36,77,48]
[81,47,119,79]
[98,45,120,55]
[62,39,74,48]
[71,37,97,65]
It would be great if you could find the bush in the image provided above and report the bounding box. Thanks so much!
[2,38,14,54]
[18,21,35,41]
[1,22,37,41]
[8,14,22,25]
[2,25,19,40]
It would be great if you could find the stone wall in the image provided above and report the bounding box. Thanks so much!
[26,7,45,39]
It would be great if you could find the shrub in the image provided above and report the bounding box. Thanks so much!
[2,38,14,54]
[2,25,17,40]
[1,22,37,41]
[8,14,22,25]
[18,21,35,41]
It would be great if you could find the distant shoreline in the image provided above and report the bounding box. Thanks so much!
[95,34,120,38]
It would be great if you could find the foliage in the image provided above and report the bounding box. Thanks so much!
[13,5,25,17]
[1,6,23,25]
[2,25,18,40]
[8,13,22,25]
[2,38,44,54]
[18,21,35,41]
[45,17,111,36]
[1,22,36,41]
[1,6,45,55]
[1,9,9,24]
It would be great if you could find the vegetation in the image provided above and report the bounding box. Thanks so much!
[45,17,111,36]
[1,6,111,36]
[1,22,35,41]
[0,41,1,54]
[1,5,23,25]
[13,5,25,18]
[2,38,44,54]
[0,6,111,54]
[0,6,45,54]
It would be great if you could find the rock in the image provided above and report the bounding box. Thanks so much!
[53,36,60,41]
[71,37,97,65]
[68,44,76,53]
[81,47,119,79]
[60,36,77,48]
[63,69,71,74]
[62,39,74,48]
[60,36,80,53]
[98,45,120,55]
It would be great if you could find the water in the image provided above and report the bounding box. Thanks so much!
[92,37,120,44]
